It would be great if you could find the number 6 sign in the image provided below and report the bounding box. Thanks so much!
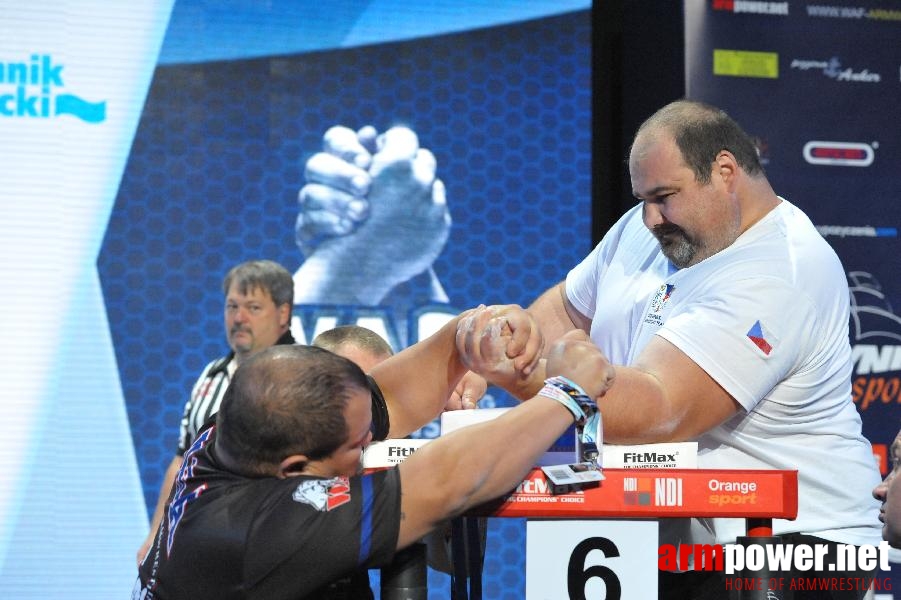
[526,520,659,599]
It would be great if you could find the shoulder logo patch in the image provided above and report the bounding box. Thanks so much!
[293,477,352,511]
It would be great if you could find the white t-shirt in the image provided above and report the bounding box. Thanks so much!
[566,199,881,547]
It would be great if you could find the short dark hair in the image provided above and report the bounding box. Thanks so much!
[634,100,764,184]
[222,260,294,308]
[312,325,394,358]
[216,345,369,475]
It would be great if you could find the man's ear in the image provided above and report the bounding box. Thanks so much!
[277,454,308,479]
[278,304,291,329]
[714,150,738,190]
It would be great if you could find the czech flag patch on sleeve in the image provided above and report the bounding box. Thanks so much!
[746,320,774,356]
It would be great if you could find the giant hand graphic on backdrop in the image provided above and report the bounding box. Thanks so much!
[293,125,451,306]
[291,125,486,415]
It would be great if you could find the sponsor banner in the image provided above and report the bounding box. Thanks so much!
[713,49,780,78]
[471,468,798,519]
[686,0,901,469]
[0,54,107,122]
[802,141,875,166]
[804,5,901,22]
[603,442,699,469]
[362,438,431,468]
[712,0,790,16]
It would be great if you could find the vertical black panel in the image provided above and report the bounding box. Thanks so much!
[593,0,686,243]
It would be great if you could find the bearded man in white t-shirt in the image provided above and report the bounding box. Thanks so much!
[301,100,882,600]
[514,100,882,599]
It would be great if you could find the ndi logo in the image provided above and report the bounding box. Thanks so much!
[0,54,106,123]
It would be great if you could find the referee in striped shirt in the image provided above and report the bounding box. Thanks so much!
[137,259,296,564]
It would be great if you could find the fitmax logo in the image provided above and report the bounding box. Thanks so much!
[0,54,106,123]
[624,452,677,463]
[387,446,418,457]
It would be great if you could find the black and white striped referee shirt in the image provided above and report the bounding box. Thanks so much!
[175,330,296,455]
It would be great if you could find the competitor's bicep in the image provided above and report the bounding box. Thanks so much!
[633,335,742,440]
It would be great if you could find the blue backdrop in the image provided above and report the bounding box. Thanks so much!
[98,3,592,597]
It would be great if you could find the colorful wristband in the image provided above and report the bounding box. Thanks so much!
[538,383,586,424]
[545,376,596,411]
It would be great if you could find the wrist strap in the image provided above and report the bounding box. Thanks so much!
[539,375,594,425]
[540,376,604,467]
[545,376,596,411]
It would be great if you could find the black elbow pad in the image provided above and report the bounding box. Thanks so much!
[367,375,390,441]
